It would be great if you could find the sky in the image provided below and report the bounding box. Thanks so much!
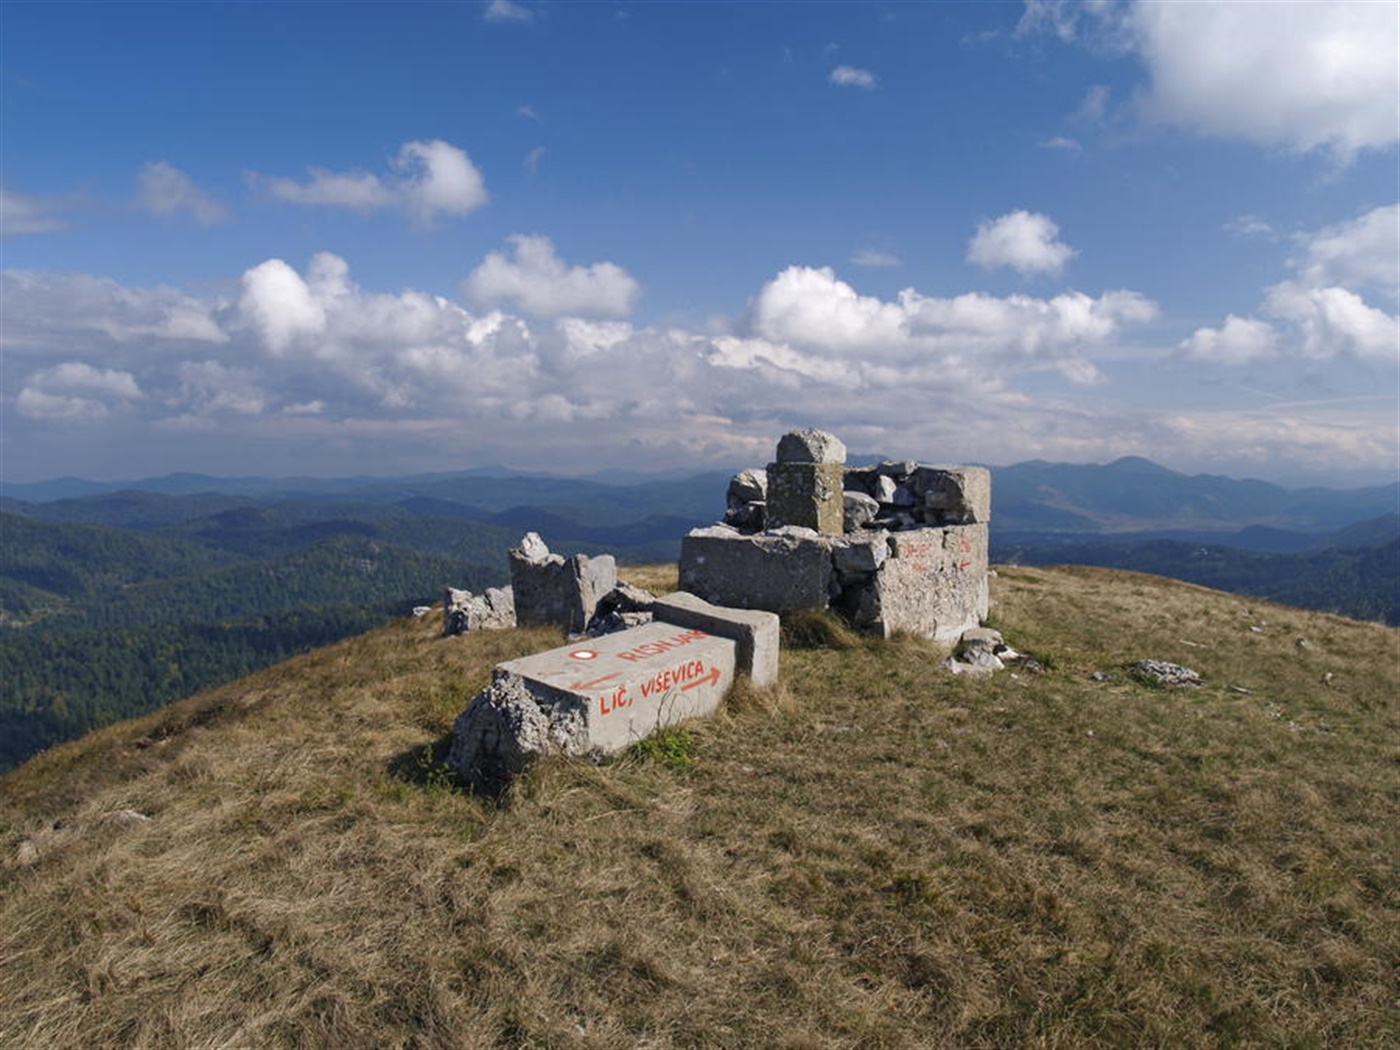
[2,0,1397,486]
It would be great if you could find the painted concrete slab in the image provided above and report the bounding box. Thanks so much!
[498,619,738,753]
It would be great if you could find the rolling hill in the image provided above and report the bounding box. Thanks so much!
[1,565,1395,1047]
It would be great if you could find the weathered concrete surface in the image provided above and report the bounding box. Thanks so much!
[447,672,591,792]
[766,461,845,534]
[448,619,740,788]
[844,525,988,641]
[652,590,780,686]
[509,532,616,633]
[679,527,836,612]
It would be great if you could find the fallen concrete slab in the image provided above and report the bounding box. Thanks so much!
[652,591,780,687]
[448,619,738,789]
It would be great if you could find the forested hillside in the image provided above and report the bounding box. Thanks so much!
[0,513,516,773]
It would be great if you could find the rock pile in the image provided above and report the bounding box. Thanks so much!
[510,532,617,634]
[444,586,516,635]
[684,429,991,642]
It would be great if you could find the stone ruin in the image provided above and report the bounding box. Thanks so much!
[443,532,620,637]
[680,428,991,643]
[441,428,1001,789]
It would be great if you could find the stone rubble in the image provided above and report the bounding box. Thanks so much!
[586,582,658,637]
[682,429,991,642]
[444,585,516,635]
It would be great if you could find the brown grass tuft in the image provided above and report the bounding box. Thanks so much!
[2,565,1397,1047]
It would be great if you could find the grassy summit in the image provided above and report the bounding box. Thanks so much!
[1,565,1396,1048]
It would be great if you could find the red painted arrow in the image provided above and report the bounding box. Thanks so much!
[681,667,722,691]
[570,672,621,691]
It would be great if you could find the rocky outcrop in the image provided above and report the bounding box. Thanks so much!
[444,586,516,635]
[509,532,617,634]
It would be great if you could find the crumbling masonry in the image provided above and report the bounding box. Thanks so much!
[679,429,990,642]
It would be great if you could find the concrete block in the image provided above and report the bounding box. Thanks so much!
[766,461,845,534]
[652,590,781,686]
[448,620,740,788]
[679,529,835,612]
[910,466,991,524]
[860,525,989,641]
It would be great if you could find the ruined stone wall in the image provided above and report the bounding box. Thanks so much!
[678,430,991,642]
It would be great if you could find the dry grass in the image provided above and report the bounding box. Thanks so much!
[1,564,1396,1048]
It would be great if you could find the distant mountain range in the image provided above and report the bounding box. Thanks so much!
[2,455,1395,773]
[7,455,1394,537]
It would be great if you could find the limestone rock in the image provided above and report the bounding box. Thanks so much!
[510,534,616,633]
[514,531,557,565]
[843,491,880,531]
[727,468,768,506]
[445,586,517,635]
[586,582,658,637]
[1133,660,1204,687]
[776,428,847,465]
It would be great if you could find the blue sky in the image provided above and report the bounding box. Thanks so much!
[3,0,1397,485]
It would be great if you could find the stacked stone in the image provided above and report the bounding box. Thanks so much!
[680,429,993,642]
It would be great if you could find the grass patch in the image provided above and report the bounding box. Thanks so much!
[1,565,1396,1048]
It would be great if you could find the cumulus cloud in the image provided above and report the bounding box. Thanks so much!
[967,210,1077,277]
[17,362,143,421]
[750,265,1154,380]
[1,270,228,353]
[1182,203,1399,362]
[1025,0,1399,160]
[463,235,641,318]
[252,140,487,226]
[5,252,1390,483]
[137,162,228,225]
[1181,315,1279,365]
[1,187,71,236]
[829,66,877,89]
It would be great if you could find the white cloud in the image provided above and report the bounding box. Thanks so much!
[463,235,641,318]
[0,270,228,351]
[5,253,1390,484]
[252,140,487,226]
[1264,283,1397,359]
[524,146,546,177]
[484,0,534,23]
[1290,204,1399,296]
[238,258,328,354]
[17,362,143,421]
[1040,136,1082,152]
[751,265,1155,372]
[1182,203,1399,362]
[1073,84,1111,124]
[174,361,267,417]
[829,66,877,89]
[1,187,71,236]
[1225,215,1277,239]
[850,248,902,268]
[1181,315,1279,364]
[137,162,228,225]
[967,210,1077,277]
[1027,0,1400,160]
